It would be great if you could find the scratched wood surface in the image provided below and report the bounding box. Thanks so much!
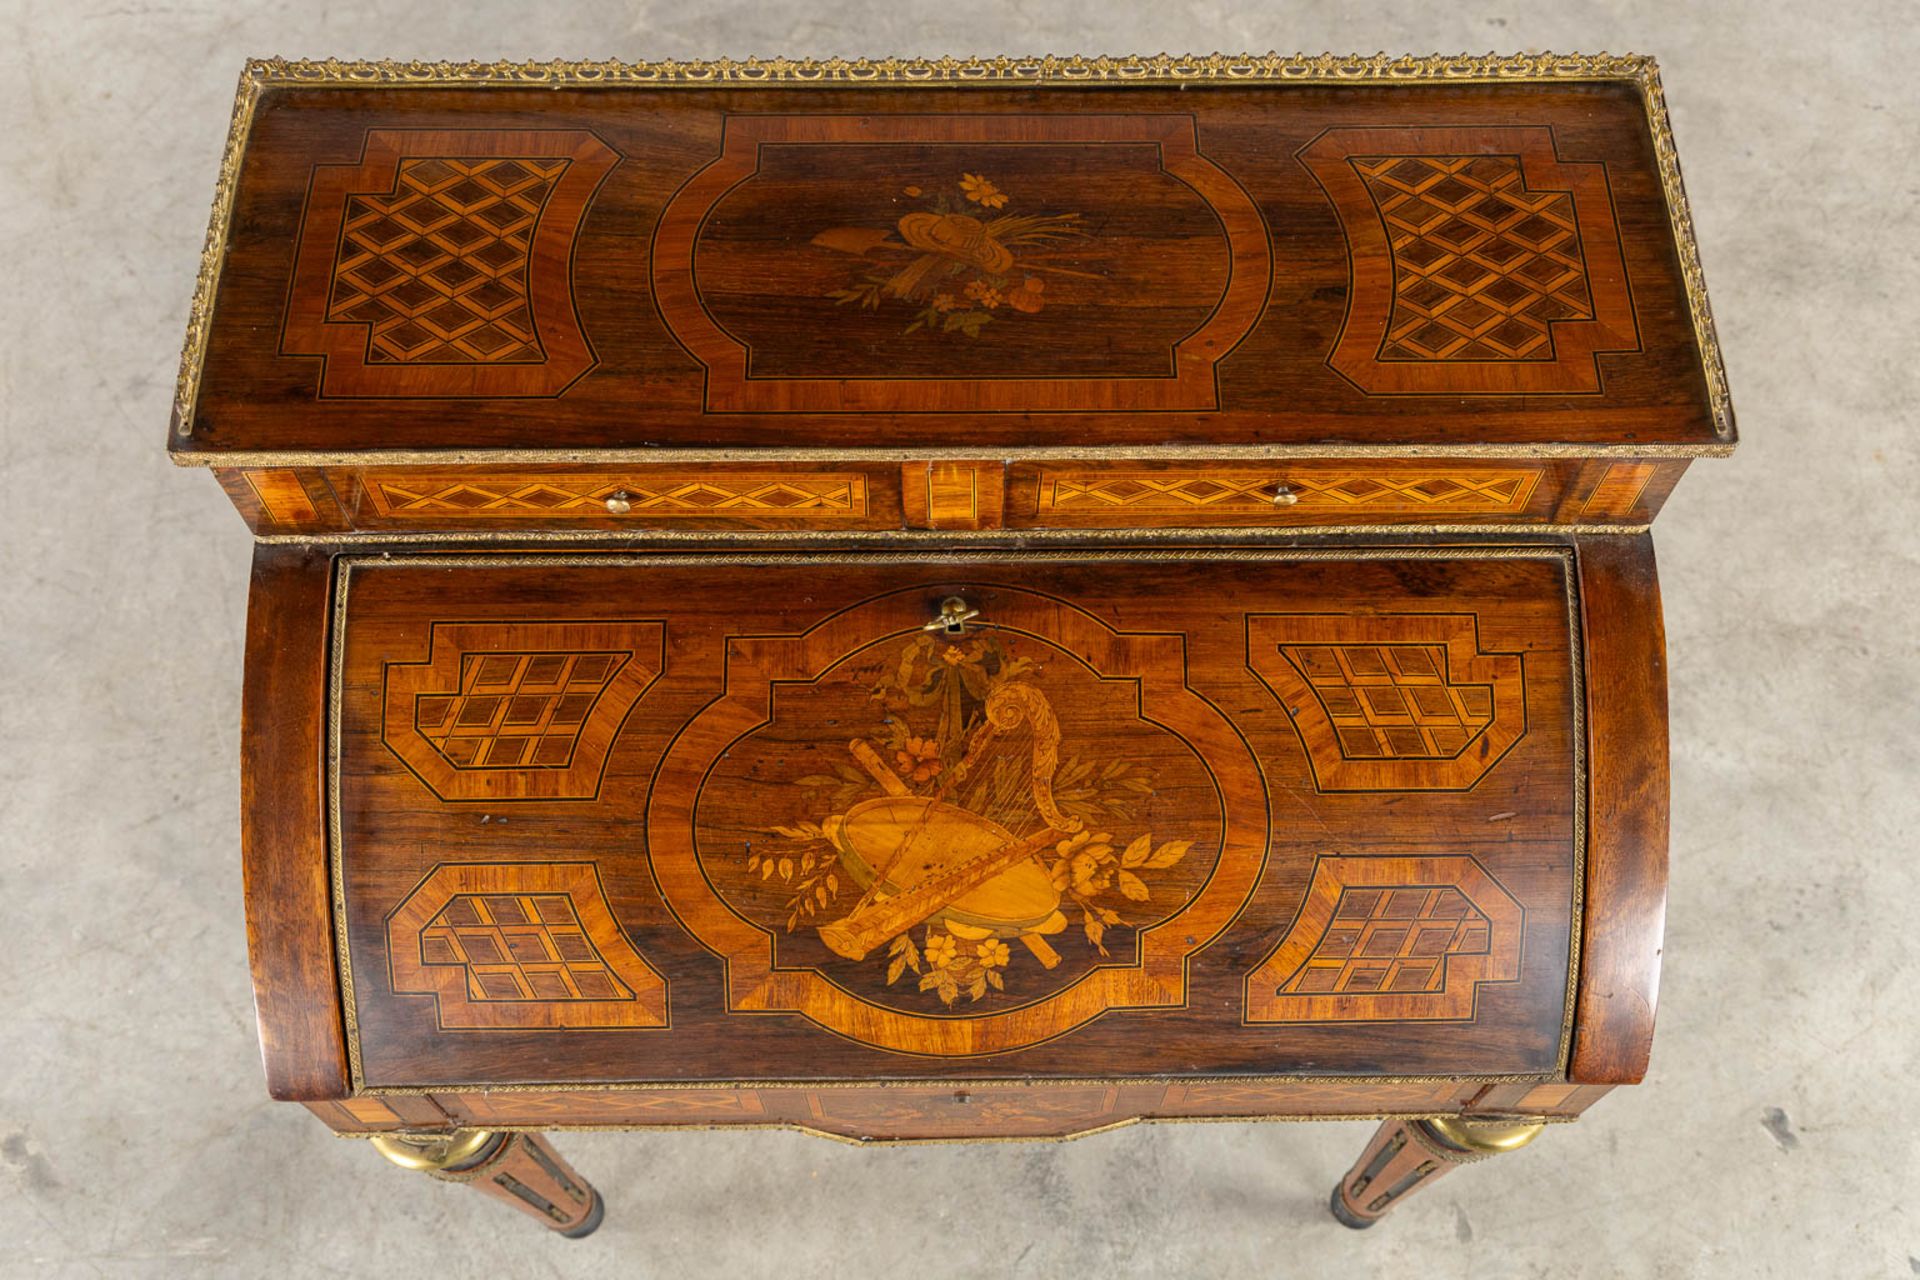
[177,80,1716,457]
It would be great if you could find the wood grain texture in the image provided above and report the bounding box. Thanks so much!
[1332,1117,1493,1224]
[308,546,1587,1088]
[1465,1080,1611,1118]
[175,80,1717,458]
[901,461,1007,530]
[242,546,349,1099]
[239,458,1678,535]
[304,1094,452,1131]
[1009,460,1563,528]
[328,464,896,531]
[1569,534,1668,1083]
[452,1133,601,1234]
[1550,458,1688,524]
[215,469,350,534]
[186,63,1710,1170]
[308,1081,1487,1139]
[651,113,1269,413]
[1578,461,1683,521]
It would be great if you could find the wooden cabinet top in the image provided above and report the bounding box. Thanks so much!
[171,55,1733,464]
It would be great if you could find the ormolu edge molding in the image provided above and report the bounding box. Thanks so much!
[170,51,1734,445]
[254,523,1650,547]
[171,61,263,441]
[1636,59,1735,440]
[351,1072,1555,1094]
[253,50,1655,86]
[171,443,1734,466]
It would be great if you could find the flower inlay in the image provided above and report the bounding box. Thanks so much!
[816,173,1093,339]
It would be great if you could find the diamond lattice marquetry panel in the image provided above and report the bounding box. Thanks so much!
[328,157,569,365]
[1355,154,1593,362]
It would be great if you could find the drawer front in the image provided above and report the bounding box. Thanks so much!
[215,459,1683,534]
[319,548,1588,1090]
[330,465,899,531]
[1008,459,1681,528]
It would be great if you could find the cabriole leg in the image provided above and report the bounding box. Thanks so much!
[371,1130,604,1237]
[1330,1116,1544,1229]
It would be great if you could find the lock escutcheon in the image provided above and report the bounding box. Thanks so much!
[923,596,980,636]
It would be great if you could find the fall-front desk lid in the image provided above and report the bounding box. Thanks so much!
[331,547,1583,1088]
[171,55,1731,462]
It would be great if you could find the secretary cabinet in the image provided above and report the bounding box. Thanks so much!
[171,52,1730,1236]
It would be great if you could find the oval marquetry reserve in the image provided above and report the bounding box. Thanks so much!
[172,52,1731,1236]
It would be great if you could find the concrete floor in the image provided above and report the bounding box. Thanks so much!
[2,1,1915,1275]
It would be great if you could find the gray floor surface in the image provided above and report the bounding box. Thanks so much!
[3,1,1916,1276]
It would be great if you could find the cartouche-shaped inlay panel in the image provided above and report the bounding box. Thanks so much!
[653,114,1270,413]
[646,586,1271,1056]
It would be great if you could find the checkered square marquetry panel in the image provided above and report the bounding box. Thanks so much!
[1278,886,1491,997]
[1280,643,1495,760]
[420,893,633,1002]
[415,651,627,770]
[1354,155,1594,362]
[328,157,568,364]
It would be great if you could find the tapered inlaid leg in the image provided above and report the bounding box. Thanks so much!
[371,1130,604,1237]
[1329,1116,1544,1228]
